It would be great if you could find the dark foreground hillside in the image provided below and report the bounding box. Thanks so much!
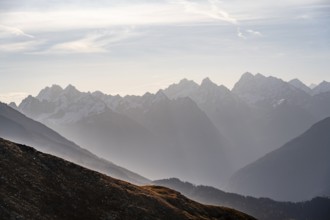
[0,138,255,220]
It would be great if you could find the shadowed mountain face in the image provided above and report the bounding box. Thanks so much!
[0,138,255,220]
[0,102,149,185]
[164,78,255,170]
[229,117,330,201]
[153,178,330,220]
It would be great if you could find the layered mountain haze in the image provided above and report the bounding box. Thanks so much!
[164,77,258,169]
[2,0,329,217]
[16,73,330,190]
[0,102,149,185]
[229,117,330,201]
[18,84,232,187]
[0,138,255,220]
[231,73,329,157]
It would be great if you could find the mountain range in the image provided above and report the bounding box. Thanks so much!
[16,84,233,187]
[15,73,330,190]
[0,138,255,220]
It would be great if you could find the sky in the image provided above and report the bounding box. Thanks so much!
[0,0,329,104]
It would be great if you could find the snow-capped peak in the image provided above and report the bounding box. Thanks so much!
[163,78,198,99]
[36,84,63,102]
[232,72,309,106]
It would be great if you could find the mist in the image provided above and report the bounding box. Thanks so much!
[1,0,330,219]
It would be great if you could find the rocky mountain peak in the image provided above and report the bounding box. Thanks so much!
[36,84,63,101]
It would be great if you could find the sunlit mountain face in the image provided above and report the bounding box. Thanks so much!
[1,0,330,219]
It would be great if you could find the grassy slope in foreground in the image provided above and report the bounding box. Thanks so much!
[0,138,255,220]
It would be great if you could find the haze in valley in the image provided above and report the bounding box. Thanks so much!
[1,1,330,219]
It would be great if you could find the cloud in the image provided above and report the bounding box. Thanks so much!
[0,2,240,34]
[0,40,44,52]
[0,24,35,38]
[47,27,138,54]
[50,34,108,53]
[247,29,263,37]
[0,4,203,33]
[0,24,41,53]
[237,28,263,39]
[237,28,246,39]
[175,0,237,24]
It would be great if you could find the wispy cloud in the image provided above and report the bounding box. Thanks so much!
[237,28,246,39]
[47,27,138,54]
[0,24,35,38]
[175,0,237,24]
[237,28,263,39]
[0,2,240,34]
[247,29,263,37]
[0,40,44,52]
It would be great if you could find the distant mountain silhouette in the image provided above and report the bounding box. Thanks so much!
[154,178,330,220]
[0,138,255,220]
[0,102,149,184]
[229,117,330,201]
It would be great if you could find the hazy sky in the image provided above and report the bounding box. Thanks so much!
[1,0,329,103]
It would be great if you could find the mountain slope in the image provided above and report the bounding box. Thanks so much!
[229,117,330,201]
[111,92,233,186]
[0,102,149,184]
[312,81,330,95]
[0,138,255,220]
[154,178,330,220]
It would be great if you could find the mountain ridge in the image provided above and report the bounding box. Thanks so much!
[153,178,330,220]
[15,72,330,188]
